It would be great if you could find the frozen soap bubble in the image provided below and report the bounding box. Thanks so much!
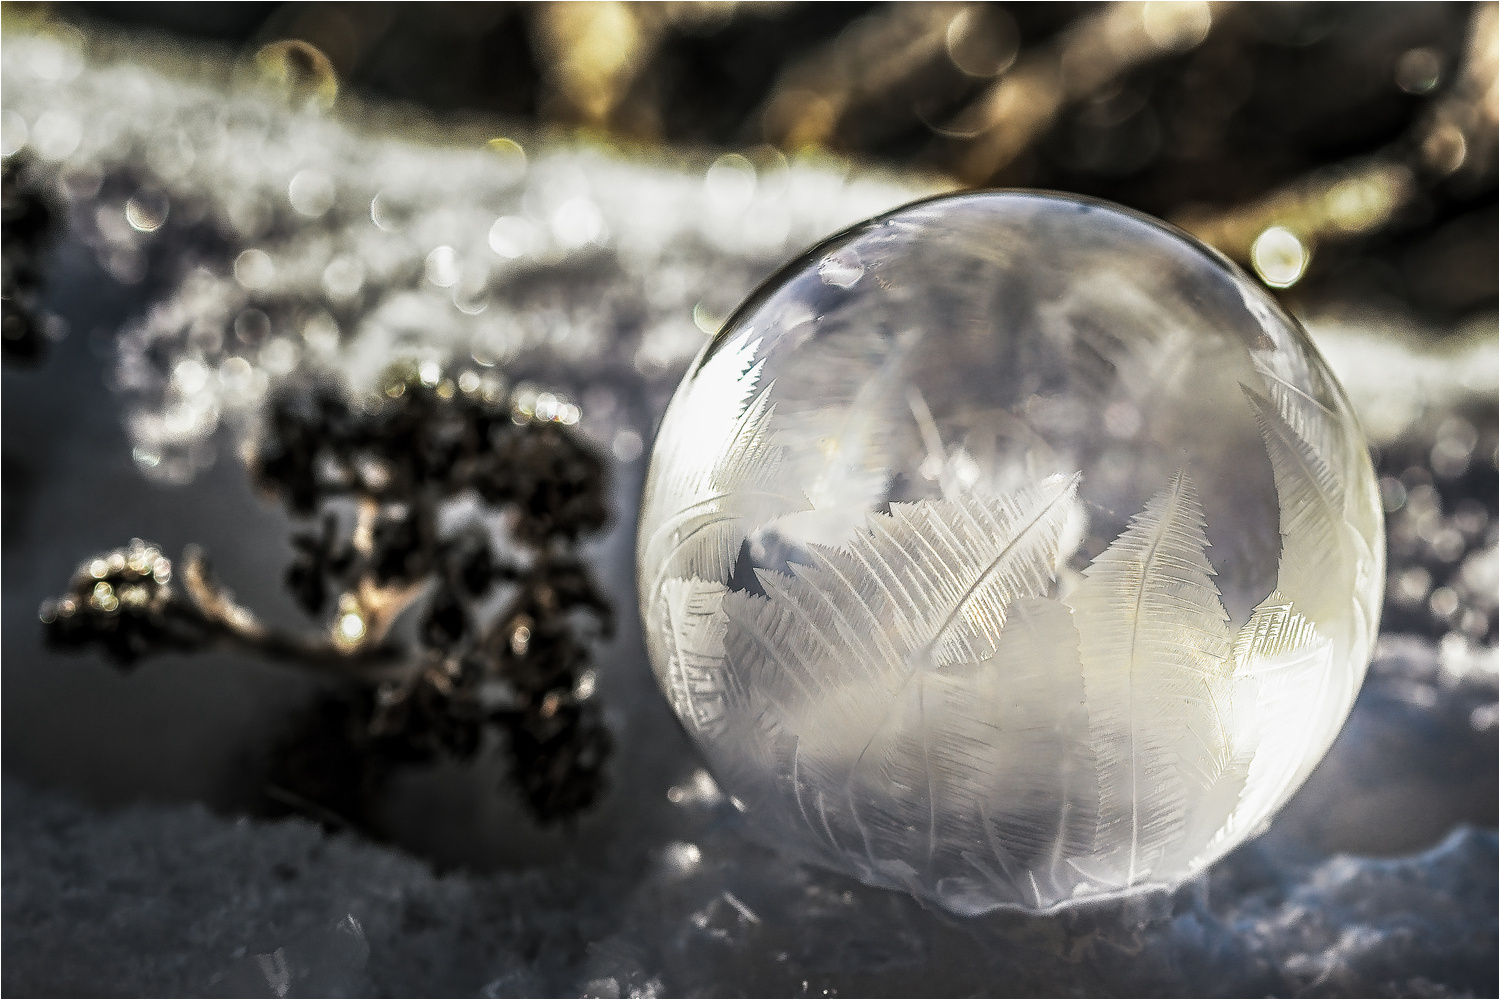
[636,192,1384,914]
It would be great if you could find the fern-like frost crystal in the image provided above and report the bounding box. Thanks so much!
[636,193,1384,914]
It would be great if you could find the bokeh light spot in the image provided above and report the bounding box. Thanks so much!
[1250,226,1308,288]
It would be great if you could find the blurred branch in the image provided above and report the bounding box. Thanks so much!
[1417,0,1498,183]
[1175,2,1498,279]
[531,0,746,134]
[1177,160,1417,276]
[939,1,1233,184]
[756,2,978,151]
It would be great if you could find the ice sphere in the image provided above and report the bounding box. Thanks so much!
[636,192,1384,914]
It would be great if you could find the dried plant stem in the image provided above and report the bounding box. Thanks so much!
[177,545,422,684]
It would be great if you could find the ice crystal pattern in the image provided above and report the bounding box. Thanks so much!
[637,192,1384,914]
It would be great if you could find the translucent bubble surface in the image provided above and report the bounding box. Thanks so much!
[636,192,1384,914]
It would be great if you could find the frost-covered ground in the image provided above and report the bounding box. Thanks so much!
[1,29,1496,998]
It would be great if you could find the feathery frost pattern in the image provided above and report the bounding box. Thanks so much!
[1245,384,1361,633]
[643,381,1374,912]
[1225,593,1334,834]
[658,577,732,738]
[1244,385,1373,723]
[1066,471,1236,888]
[1251,378,1383,664]
[719,475,1080,898]
[959,597,1098,907]
[638,330,808,624]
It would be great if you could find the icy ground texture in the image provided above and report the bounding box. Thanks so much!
[0,27,1495,998]
[638,194,1385,912]
[4,638,1496,998]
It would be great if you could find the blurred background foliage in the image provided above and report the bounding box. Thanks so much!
[30,0,1499,327]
